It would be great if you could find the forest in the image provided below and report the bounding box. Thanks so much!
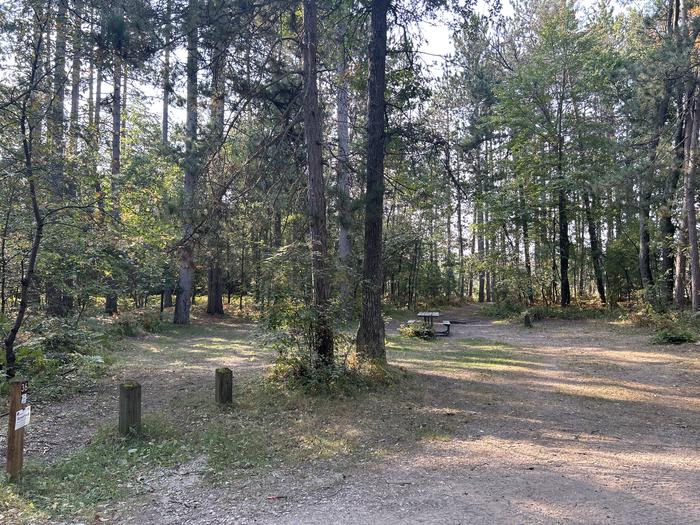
[0,0,699,523]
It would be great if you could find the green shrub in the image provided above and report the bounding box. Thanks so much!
[528,305,610,321]
[263,329,392,397]
[480,301,524,319]
[108,310,165,337]
[652,328,696,345]
[398,321,435,340]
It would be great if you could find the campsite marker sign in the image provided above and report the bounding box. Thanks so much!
[6,378,30,481]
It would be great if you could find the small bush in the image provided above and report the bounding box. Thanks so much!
[652,328,696,345]
[528,305,610,321]
[108,310,165,337]
[398,321,435,340]
[480,301,524,319]
[263,329,395,397]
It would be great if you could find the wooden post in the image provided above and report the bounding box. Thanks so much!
[215,367,232,405]
[119,380,141,436]
[6,378,29,481]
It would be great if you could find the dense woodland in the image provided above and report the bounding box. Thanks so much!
[2,0,700,375]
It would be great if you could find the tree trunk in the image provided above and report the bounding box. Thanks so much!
[519,184,534,305]
[457,173,465,300]
[206,265,224,315]
[105,29,122,316]
[68,0,82,172]
[206,15,226,316]
[674,204,688,307]
[302,0,334,363]
[685,86,700,309]
[174,0,199,325]
[640,79,672,299]
[356,0,390,364]
[46,0,73,317]
[93,37,105,215]
[660,88,687,303]
[162,0,171,145]
[582,187,606,304]
[50,0,67,197]
[336,16,353,320]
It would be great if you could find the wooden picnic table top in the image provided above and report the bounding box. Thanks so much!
[417,311,440,317]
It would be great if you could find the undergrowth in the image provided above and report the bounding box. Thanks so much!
[626,303,700,344]
[481,301,614,321]
[0,318,111,400]
[263,329,400,397]
[398,321,435,339]
[13,416,188,520]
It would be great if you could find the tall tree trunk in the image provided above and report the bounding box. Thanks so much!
[519,184,534,305]
[161,0,173,304]
[68,0,82,170]
[174,0,199,325]
[557,94,570,307]
[105,24,122,315]
[457,173,465,300]
[162,0,171,144]
[660,88,687,303]
[685,86,700,310]
[674,204,688,307]
[640,80,672,299]
[356,0,390,364]
[50,0,67,197]
[46,0,72,317]
[582,187,606,304]
[478,204,485,303]
[303,0,334,363]
[93,37,105,215]
[206,15,225,316]
[336,16,353,320]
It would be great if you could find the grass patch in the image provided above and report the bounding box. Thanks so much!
[178,370,434,483]
[5,318,507,521]
[652,328,697,345]
[387,336,529,372]
[13,416,189,520]
[0,481,46,525]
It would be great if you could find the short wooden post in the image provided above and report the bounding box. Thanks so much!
[6,378,29,481]
[119,380,142,436]
[215,368,233,405]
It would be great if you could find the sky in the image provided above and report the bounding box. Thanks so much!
[153,0,630,125]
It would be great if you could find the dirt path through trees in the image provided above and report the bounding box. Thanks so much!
[3,308,699,524]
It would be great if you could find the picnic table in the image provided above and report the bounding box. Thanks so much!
[417,311,440,326]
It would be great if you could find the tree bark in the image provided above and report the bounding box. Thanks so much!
[68,0,82,167]
[685,86,700,309]
[46,0,73,317]
[336,15,353,320]
[205,13,226,316]
[660,88,687,303]
[174,0,199,325]
[582,187,606,304]
[105,29,122,316]
[303,0,334,363]
[356,0,390,363]
[519,184,534,305]
[162,0,171,144]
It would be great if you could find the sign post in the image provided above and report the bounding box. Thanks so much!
[6,378,29,481]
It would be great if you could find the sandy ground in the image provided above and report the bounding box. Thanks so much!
[3,305,700,524]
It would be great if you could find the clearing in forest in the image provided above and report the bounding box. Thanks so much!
[2,306,699,525]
